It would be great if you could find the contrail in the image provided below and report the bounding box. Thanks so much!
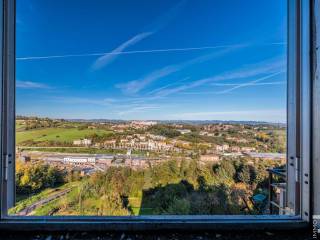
[16,45,242,61]
[216,71,285,94]
[91,0,187,70]
[16,42,285,61]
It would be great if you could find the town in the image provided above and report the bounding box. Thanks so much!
[12,116,286,216]
[16,117,286,175]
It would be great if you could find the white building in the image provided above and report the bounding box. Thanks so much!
[178,129,191,134]
[63,157,96,164]
[73,138,92,146]
[199,131,208,136]
[241,147,256,152]
[200,154,220,163]
[148,134,166,141]
[131,121,157,127]
[215,144,229,152]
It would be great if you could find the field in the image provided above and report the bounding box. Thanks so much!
[128,197,153,215]
[16,127,112,144]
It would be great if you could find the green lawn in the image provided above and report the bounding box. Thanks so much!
[16,127,112,144]
[128,197,154,215]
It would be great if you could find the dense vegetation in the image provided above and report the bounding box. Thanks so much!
[149,125,181,138]
[13,118,285,216]
[21,158,277,216]
[15,160,65,194]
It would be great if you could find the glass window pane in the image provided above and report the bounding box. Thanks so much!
[12,0,288,216]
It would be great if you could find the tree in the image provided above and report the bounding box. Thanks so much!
[237,165,251,184]
[16,160,65,194]
[166,198,190,214]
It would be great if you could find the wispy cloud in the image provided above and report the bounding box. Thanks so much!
[116,104,160,116]
[143,0,187,33]
[91,32,153,70]
[149,58,285,97]
[215,71,285,94]
[146,77,191,95]
[50,96,115,106]
[209,58,285,82]
[116,65,181,95]
[210,81,285,87]
[47,96,162,116]
[116,46,240,94]
[91,0,186,70]
[16,81,51,89]
[170,109,286,122]
[181,81,286,95]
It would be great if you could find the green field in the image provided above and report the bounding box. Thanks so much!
[16,127,112,144]
[128,197,153,215]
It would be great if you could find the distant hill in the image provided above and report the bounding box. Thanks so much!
[16,116,286,127]
[68,119,286,127]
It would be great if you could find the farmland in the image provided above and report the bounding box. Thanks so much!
[16,127,112,144]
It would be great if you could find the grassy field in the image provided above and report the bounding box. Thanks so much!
[16,127,112,144]
[128,197,153,215]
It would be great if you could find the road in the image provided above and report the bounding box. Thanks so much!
[16,188,71,216]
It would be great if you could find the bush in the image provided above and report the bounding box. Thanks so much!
[16,160,65,194]
[149,125,181,138]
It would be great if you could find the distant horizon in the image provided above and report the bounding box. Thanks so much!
[16,114,287,125]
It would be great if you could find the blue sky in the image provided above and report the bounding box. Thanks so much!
[16,0,287,122]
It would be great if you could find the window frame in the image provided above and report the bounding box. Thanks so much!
[0,0,313,231]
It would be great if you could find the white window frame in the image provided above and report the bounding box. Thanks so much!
[0,0,313,231]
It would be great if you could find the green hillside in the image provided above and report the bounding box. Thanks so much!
[16,127,112,144]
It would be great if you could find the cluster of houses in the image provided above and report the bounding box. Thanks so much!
[110,121,158,132]
[72,134,193,152]
[72,132,259,156]
[64,123,283,170]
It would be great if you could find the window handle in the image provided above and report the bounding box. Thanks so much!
[4,153,11,181]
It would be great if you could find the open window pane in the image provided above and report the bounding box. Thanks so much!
[11,0,290,216]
